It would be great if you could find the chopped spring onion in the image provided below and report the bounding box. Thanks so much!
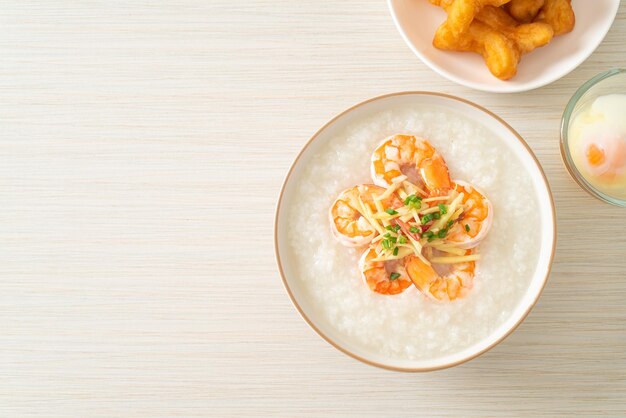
[433,212,441,220]
[385,208,398,215]
[438,203,448,214]
[431,218,454,240]
[398,235,407,244]
[393,247,399,256]
[409,226,420,234]
[389,272,400,280]
[371,246,414,262]
[428,192,464,232]
[465,224,470,232]
[373,207,410,219]
[403,194,422,209]
[385,225,400,235]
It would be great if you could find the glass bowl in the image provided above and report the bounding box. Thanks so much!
[560,68,626,207]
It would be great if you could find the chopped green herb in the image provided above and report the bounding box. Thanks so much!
[433,212,441,220]
[403,194,422,210]
[385,225,394,231]
[389,272,400,280]
[409,226,420,234]
[438,204,448,214]
[447,220,454,228]
[398,235,407,244]
[385,208,398,215]
[427,234,436,242]
[381,240,391,250]
[383,233,391,238]
[424,231,434,239]
[393,225,401,232]
[437,229,447,239]
[393,247,399,256]
[421,214,433,225]
[465,224,470,232]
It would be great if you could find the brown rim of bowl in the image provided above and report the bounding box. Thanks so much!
[274,91,557,372]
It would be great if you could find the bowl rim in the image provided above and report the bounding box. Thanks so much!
[387,0,621,93]
[274,91,557,372]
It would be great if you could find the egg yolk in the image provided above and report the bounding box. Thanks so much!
[586,144,605,167]
[583,135,626,181]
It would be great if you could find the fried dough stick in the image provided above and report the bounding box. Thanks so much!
[434,20,520,80]
[476,6,554,54]
[535,0,575,35]
[506,0,545,23]
[437,0,512,36]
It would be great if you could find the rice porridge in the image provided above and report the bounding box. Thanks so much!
[285,104,540,361]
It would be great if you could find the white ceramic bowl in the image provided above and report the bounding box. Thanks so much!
[275,92,556,371]
[388,0,620,93]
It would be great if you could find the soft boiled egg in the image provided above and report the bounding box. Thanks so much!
[569,94,626,198]
[581,124,626,180]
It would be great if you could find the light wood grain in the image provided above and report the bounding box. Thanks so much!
[0,1,625,416]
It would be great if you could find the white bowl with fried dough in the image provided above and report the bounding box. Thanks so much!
[388,0,620,93]
[275,92,556,371]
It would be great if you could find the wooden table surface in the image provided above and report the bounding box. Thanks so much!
[1,1,625,416]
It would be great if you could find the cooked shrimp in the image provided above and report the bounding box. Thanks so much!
[329,184,402,247]
[371,134,452,196]
[359,247,413,295]
[404,252,475,302]
[445,180,493,249]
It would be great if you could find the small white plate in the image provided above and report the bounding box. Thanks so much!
[275,92,556,371]
[388,0,620,93]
